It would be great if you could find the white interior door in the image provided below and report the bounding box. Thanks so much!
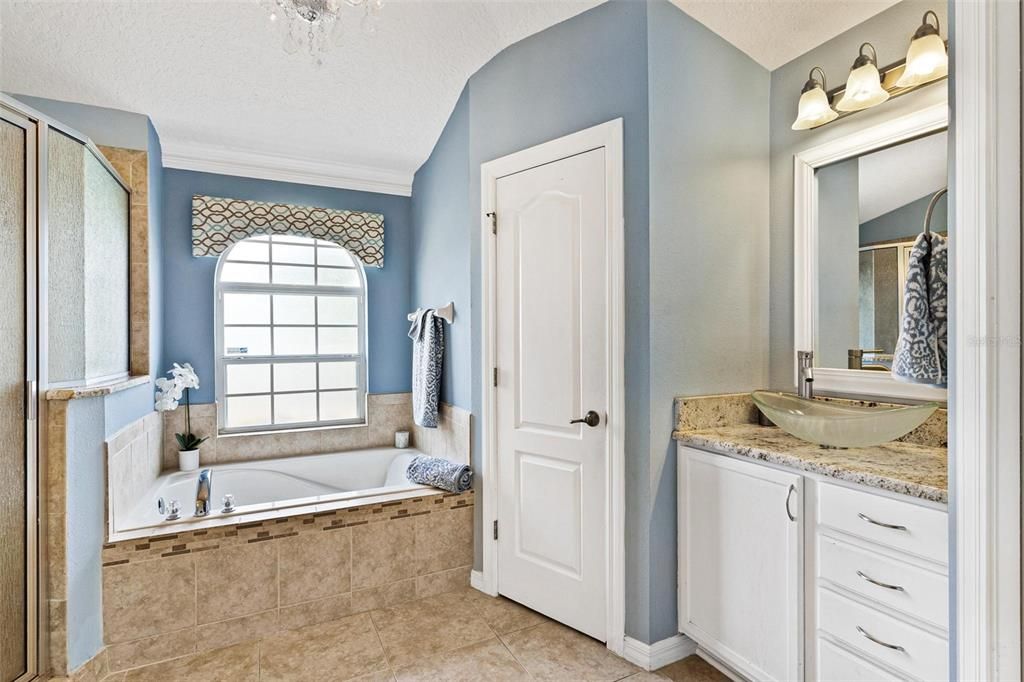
[495,147,608,641]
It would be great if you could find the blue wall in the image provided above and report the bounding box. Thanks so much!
[646,0,770,642]
[860,190,948,245]
[161,169,413,404]
[410,87,471,409]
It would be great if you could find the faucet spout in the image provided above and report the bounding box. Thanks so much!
[797,350,814,399]
[195,468,213,517]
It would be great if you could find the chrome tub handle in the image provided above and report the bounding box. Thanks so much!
[857,512,908,531]
[856,625,906,652]
[857,570,905,592]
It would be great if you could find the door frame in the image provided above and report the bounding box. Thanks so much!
[478,118,625,656]
[951,1,1022,679]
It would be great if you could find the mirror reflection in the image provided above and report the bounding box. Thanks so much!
[816,130,948,371]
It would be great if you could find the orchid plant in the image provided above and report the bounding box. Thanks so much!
[154,362,208,451]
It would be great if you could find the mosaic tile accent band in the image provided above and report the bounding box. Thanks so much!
[191,194,384,267]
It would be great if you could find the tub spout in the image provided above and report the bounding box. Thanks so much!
[195,469,213,517]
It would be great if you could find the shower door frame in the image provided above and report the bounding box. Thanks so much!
[1,99,41,682]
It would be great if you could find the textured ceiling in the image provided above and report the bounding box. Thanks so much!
[0,0,600,191]
[669,0,901,70]
[858,130,947,223]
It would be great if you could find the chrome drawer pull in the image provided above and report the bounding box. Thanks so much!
[856,570,905,592]
[857,512,908,531]
[856,625,906,652]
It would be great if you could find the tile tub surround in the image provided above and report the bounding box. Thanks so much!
[160,393,471,469]
[105,412,162,537]
[99,491,474,673]
[675,392,948,448]
[76,587,724,681]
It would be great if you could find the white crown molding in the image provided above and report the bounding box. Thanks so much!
[161,141,413,196]
[622,634,698,671]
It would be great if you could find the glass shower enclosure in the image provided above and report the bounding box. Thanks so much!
[0,101,39,682]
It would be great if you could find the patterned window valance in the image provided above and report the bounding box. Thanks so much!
[191,194,384,268]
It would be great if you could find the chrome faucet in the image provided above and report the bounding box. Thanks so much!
[195,468,213,517]
[797,350,814,399]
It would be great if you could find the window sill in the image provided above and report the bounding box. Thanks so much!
[217,420,369,439]
[45,375,151,401]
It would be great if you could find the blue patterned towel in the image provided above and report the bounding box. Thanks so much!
[408,309,444,427]
[406,455,473,493]
[892,232,948,387]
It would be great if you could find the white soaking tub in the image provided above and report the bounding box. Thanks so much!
[109,447,435,542]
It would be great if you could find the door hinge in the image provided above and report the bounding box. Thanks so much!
[486,211,497,235]
[493,367,498,387]
[493,519,498,540]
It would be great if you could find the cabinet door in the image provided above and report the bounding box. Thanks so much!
[678,446,803,682]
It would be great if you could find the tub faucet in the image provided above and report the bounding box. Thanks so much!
[195,469,213,517]
[797,350,814,399]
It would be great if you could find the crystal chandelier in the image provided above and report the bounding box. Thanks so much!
[268,0,383,63]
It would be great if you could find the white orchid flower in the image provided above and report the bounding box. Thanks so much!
[170,362,200,390]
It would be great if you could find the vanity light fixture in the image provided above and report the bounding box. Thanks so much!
[894,11,948,88]
[835,43,890,112]
[791,67,838,130]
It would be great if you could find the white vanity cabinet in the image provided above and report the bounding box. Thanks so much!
[678,447,804,682]
[678,444,949,681]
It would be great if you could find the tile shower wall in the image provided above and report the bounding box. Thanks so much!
[99,492,473,673]
[160,393,471,468]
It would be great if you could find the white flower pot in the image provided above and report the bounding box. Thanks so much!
[178,449,200,472]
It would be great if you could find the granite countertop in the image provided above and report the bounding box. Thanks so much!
[673,423,947,504]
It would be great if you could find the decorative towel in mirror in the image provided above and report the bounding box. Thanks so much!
[191,194,384,267]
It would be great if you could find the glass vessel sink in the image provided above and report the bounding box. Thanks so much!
[751,391,939,448]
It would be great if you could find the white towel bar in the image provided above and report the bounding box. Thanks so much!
[407,302,454,324]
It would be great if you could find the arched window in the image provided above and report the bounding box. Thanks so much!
[215,234,366,433]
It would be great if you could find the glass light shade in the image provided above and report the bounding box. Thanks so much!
[894,33,948,88]
[835,62,890,112]
[791,86,838,130]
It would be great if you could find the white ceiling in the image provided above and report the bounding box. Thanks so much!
[669,0,900,70]
[858,131,948,223]
[2,0,902,195]
[0,0,600,194]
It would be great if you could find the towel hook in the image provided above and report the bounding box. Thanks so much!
[923,188,948,235]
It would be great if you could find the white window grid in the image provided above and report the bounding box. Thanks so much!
[214,235,368,435]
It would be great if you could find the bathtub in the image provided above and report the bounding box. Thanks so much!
[110,447,436,542]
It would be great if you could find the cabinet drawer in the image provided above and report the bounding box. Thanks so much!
[817,637,901,682]
[818,483,947,564]
[819,588,948,681]
[819,536,948,629]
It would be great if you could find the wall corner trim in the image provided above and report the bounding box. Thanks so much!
[622,634,698,671]
[161,141,413,196]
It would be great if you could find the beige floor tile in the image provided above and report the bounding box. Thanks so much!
[501,621,639,681]
[455,588,549,635]
[259,612,388,681]
[369,591,495,668]
[122,641,258,682]
[655,655,729,682]
[393,637,531,681]
[621,673,669,681]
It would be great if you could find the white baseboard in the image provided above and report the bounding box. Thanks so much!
[622,634,698,671]
[470,569,487,593]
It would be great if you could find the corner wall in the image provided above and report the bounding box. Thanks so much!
[409,0,771,644]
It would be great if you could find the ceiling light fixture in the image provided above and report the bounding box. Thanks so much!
[791,67,838,130]
[267,0,383,64]
[835,43,890,112]
[894,10,948,88]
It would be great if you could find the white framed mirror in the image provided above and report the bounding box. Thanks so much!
[794,102,948,402]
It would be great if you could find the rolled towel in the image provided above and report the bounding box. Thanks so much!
[406,455,473,494]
